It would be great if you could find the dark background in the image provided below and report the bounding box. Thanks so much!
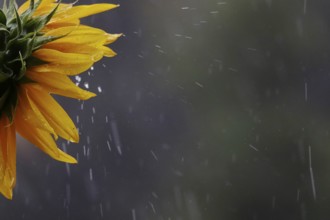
[1,0,330,219]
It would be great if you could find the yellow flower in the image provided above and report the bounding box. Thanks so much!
[0,0,120,199]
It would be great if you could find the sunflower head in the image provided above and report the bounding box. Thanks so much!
[0,0,59,121]
[0,0,120,199]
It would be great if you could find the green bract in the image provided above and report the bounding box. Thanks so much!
[0,0,59,121]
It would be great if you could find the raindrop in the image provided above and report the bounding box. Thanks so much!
[75,76,81,85]
[150,150,158,161]
[148,201,156,214]
[65,163,71,177]
[97,86,102,93]
[83,145,86,156]
[131,209,136,220]
[152,192,159,199]
[107,141,112,152]
[66,184,71,205]
[110,120,123,155]
[99,203,104,218]
[89,168,93,181]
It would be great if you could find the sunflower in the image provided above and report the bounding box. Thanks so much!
[0,0,120,199]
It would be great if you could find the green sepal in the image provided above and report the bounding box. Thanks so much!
[0,24,9,33]
[3,84,17,123]
[0,0,63,120]
[0,75,9,83]
[25,1,60,33]
[0,71,10,82]
[18,75,35,84]
[8,34,36,60]
[4,0,15,15]
[2,0,7,13]
[20,0,41,20]
[0,81,17,123]
[0,10,7,25]
[29,0,35,10]
[2,64,13,77]
[26,56,48,67]
[16,52,26,80]
[13,6,22,36]
[33,35,60,50]
[0,84,10,110]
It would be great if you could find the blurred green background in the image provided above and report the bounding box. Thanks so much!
[2,0,330,219]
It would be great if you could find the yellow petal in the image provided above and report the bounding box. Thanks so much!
[33,48,94,64]
[43,42,104,61]
[27,71,96,100]
[25,85,79,143]
[16,116,77,164]
[44,25,117,49]
[35,2,72,16]
[42,25,78,37]
[17,1,31,14]
[43,20,81,32]
[105,33,122,45]
[18,0,71,16]
[16,86,58,139]
[44,25,105,37]
[101,46,117,57]
[0,182,13,200]
[46,33,109,47]
[51,4,119,22]
[0,117,16,199]
[31,61,94,75]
